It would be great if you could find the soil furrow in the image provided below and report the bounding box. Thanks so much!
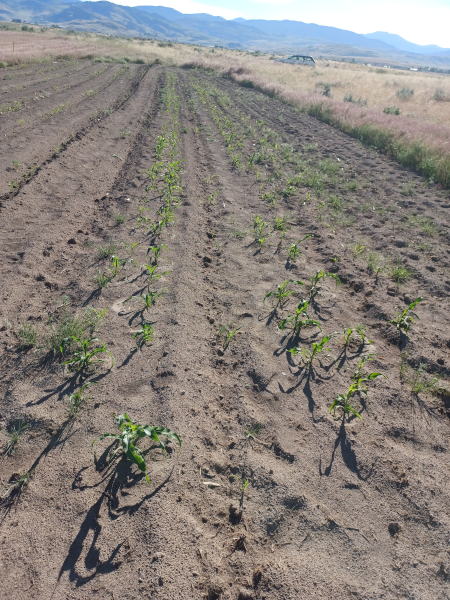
[0,67,449,600]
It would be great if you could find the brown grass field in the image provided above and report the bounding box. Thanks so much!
[0,25,450,600]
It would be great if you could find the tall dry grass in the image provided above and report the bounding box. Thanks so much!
[1,24,450,186]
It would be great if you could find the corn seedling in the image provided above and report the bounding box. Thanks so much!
[231,153,242,170]
[2,469,35,499]
[264,279,304,307]
[124,289,167,311]
[155,135,167,159]
[329,355,385,419]
[353,242,366,258]
[388,297,422,333]
[279,299,322,335]
[309,270,341,298]
[144,264,169,281]
[2,421,29,456]
[218,324,241,349]
[147,243,167,264]
[342,326,372,347]
[66,382,96,420]
[92,413,181,484]
[208,190,219,205]
[61,337,113,372]
[289,333,337,368]
[288,234,313,262]
[133,322,154,350]
[16,319,38,348]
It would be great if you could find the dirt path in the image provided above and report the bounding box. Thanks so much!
[0,66,449,600]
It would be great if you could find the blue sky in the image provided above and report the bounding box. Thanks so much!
[85,0,450,47]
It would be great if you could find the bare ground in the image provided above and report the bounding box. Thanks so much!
[0,64,450,600]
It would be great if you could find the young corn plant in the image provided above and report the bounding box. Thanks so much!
[92,413,181,484]
[61,337,113,372]
[329,355,385,420]
[274,215,291,239]
[124,290,167,312]
[147,243,167,265]
[288,234,314,262]
[133,322,154,350]
[218,324,241,349]
[264,279,304,308]
[66,382,96,420]
[289,333,337,368]
[388,297,422,334]
[342,325,372,347]
[309,270,341,298]
[2,421,29,456]
[279,299,322,335]
[144,264,169,281]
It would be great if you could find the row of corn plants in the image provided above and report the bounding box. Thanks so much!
[2,70,183,498]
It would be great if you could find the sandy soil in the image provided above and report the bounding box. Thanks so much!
[0,64,449,600]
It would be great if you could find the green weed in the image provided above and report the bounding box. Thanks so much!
[92,413,181,484]
[67,382,96,420]
[2,421,29,456]
[113,212,125,225]
[389,258,412,286]
[95,240,118,261]
[2,469,34,499]
[16,319,38,348]
[407,363,447,396]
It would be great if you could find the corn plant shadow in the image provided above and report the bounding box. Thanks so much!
[55,462,174,588]
[320,419,373,481]
[28,370,109,407]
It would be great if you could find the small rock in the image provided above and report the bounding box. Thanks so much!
[408,253,419,261]
[437,358,444,365]
[36,274,46,282]
[217,349,224,356]
[388,522,400,536]
[0,325,6,332]
[180,390,185,395]
[404,294,412,305]
[203,255,212,264]
[387,287,396,296]
[67,238,76,245]
[431,256,439,262]
[209,317,215,324]
[394,240,407,248]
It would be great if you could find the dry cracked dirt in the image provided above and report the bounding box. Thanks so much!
[0,61,450,600]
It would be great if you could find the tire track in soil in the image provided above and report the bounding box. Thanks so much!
[0,68,449,600]
[0,63,142,193]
